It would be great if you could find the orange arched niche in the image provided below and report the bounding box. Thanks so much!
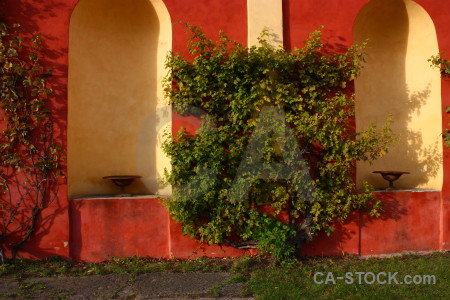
[68,0,172,198]
[354,0,443,190]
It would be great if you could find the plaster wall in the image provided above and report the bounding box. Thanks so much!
[247,0,283,47]
[0,0,74,260]
[1,0,448,260]
[354,0,442,189]
[68,0,172,198]
[71,191,442,261]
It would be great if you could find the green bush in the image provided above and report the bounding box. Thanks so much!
[428,54,450,147]
[162,25,394,261]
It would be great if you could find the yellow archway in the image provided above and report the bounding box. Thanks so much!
[68,0,172,198]
[354,0,442,190]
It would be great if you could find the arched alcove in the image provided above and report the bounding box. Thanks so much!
[354,0,442,190]
[68,0,172,198]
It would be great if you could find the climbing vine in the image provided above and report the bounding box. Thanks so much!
[429,54,450,148]
[162,25,394,261]
[0,20,63,263]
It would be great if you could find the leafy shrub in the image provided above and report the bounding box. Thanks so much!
[162,25,394,261]
[429,54,450,147]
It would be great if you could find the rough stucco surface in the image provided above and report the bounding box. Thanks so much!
[0,0,448,260]
[68,0,172,198]
[247,0,283,47]
[70,192,442,261]
[355,0,443,190]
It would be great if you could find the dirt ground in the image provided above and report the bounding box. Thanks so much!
[0,272,253,299]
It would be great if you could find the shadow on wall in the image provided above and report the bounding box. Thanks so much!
[298,193,409,257]
[354,0,443,190]
[68,0,172,199]
[0,0,73,258]
[0,0,70,155]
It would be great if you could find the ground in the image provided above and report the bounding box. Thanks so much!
[0,252,448,299]
[0,272,251,299]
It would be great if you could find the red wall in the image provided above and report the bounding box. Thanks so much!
[0,0,448,260]
[71,191,442,262]
[0,0,74,259]
[70,197,253,261]
[284,0,450,251]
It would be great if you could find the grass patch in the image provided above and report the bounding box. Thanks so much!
[0,293,16,298]
[246,252,449,299]
[0,252,448,299]
[0,255,234,278]
[18,281,46,297]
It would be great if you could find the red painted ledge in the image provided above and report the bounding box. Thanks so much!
[69,190,444,262]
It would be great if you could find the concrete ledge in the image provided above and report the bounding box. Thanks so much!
[69,190,445,261]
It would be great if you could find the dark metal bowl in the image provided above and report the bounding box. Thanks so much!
[102,175,142,196]
[372,171,410,190]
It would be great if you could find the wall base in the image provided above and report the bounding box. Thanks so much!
[69,191,444,262]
